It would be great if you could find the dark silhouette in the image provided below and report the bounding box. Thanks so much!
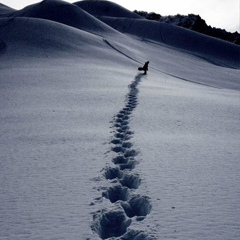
[138,61,149,74]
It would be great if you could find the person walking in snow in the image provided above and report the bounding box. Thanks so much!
[138,61,149,74]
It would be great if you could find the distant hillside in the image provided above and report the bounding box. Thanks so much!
[134,11,240,45]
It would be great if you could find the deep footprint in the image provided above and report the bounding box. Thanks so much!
[112,156,129,164]
[115,133,132,141]
[92,208,131,239]
[122,142,133,148]
[105,167,123,180]
[119,159,138,170]
[112,146,126,154]
[111,138,122,144]
[124,149,138,158]
[103,185,130,203]
[120,173,141,189]
[121,195,152,218]
[116,126,130,134]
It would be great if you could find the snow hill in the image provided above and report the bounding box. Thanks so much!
[134,11,240,45]
[0,0,240,240]
[0,3,14,14]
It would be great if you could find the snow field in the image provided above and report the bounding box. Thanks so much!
[0,0,239,239]
[131,71,240,239]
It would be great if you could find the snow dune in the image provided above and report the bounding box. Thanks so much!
[74,0,142,19]
[2,0,117,36]
[101,18,240,69]
[0,3,15,14]
[0,0,240,239]
[75,0,239,70]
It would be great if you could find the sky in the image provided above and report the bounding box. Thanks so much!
[0,0,239,33]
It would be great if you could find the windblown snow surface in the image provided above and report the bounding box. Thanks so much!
[0,0,240,239]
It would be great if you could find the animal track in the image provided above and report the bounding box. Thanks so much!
[92,74,153,239]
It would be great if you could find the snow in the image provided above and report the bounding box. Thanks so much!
[0,0,240,239]
[132,75,240,239]
[74,0,142,19]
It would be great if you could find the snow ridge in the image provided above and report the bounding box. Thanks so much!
[134,11,240,45]
[92,74,154,239]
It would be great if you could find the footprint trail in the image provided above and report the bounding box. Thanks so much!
[92,74,154,239]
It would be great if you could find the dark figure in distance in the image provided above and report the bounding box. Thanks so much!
[138,61,149,74]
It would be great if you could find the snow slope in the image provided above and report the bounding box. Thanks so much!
[0,0,240,239]
[2,0,117,36]
[78,4,239,70]
[74,0,142,19]
[0,3,14,14]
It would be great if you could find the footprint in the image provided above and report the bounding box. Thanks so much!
[119,159,138,170]
[112,146,125,154]
[105,167,123,180]
[114,123,122,128]
[112,156,128,164]
[116,118,124,123]
[92,208,131,239]
[119,110,131,116]
[116,113,129,120]
[122,142,133,148]
[115,132,132,141]
[119,125,130,132]
[120,173,141,189]
[122,115,129,121]
[121,195,152,219]
[124,149,138,158]
[116,126,130,134]
[111,139,122,145]
[120,120,129,126]
[116,113,124,118]
[114,133,125,140]
[103,185,130,203]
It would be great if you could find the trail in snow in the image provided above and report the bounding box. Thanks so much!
[92,74,153,239]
